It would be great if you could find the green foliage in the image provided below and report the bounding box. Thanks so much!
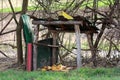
[0,0,114,13]
[0,6,38,13]
[98,41,120,51]
[0,7,20,13]
[0,68,120,80]
[81,41,89,49]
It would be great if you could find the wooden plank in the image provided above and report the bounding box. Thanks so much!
[34,43,59,48]
[32,21,82,25]
[74,24,82,68]
[33,25,39,70]
[52,32,57,65]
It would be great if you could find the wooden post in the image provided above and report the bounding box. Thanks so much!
[74,24,82,68]
[33,25,39,70]
[26,43,32,71]
[52,31,57,65]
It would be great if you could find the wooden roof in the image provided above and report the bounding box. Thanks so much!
[32,15,99,33]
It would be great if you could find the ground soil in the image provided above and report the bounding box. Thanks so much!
[0,57,17,71]
[0,12,20,71]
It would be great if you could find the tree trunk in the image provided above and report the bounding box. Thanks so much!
[16,20,23,65]
[87,33,97,67]
[16,0,28,65]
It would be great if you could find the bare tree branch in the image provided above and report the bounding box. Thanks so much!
[0,50,10,58]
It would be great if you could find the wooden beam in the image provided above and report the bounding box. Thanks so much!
[33,25,39,70]
[34,43,59,48]
[52,32,58,65]
[32,21,82,25]
[74,24,82,68]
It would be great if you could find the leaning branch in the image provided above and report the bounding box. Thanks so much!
[0,30,16,35]
[0,16,13,34]
[0,43,17,49]
[0,50,10,58]
[8,0,18,25]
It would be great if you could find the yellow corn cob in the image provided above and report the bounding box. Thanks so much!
[58,11,73,19]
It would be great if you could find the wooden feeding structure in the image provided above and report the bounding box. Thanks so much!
[22,14,98,71]
[32,16,98,70]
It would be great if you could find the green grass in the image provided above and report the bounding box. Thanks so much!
[0,6,37,13]
[81,0,114,8]
[0,67,120,80]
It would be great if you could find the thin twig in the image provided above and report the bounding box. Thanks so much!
[0,50,10,58]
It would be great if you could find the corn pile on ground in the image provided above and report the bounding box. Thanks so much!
[41,64,73,72]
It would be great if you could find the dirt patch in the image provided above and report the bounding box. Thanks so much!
[0,57,17,71]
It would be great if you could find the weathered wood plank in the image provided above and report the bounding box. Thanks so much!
[52,32,58,65]
[74,24,82,68]
[33,25,39,70]
[32,21,82,25]
[34,43,59,48]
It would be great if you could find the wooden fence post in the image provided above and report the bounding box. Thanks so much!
[74,24,82,68]
[33,25,39,70]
